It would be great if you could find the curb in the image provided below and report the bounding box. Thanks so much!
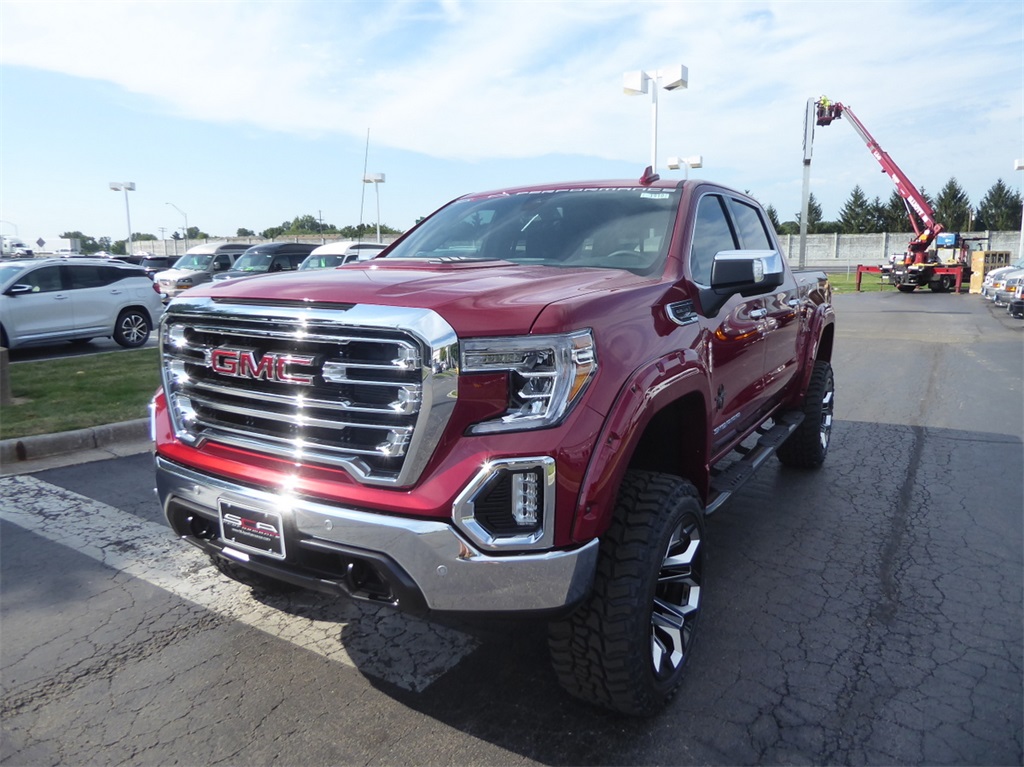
[0,419,150,465]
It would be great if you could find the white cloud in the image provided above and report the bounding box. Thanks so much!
[1,0,1021,231]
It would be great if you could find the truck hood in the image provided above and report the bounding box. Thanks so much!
[181,259,652,335]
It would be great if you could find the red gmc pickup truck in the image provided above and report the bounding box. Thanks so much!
[153,173,836,715]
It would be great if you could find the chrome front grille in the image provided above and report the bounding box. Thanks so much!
[160,297,459,486]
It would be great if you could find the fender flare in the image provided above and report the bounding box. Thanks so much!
[571,349,708,543]
[787,303,836,408]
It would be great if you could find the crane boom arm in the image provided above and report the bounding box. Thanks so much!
[816,99,944,257]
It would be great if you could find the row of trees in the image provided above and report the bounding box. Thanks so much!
[62,215,401,255]
[251,214,401,242]
[61,177,1021,255]
[765,177,1022,236]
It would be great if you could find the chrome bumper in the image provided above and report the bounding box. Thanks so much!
[155,456,598,613]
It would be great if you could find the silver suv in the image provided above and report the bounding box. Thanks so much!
[0,258,164,349]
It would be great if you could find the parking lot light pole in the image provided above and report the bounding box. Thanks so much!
[667,154,703,179]
[166,202,189,252]
[109,182,135,256]
[623,65,688,171]
[1015,160,1023,261]
[363,173,385,243]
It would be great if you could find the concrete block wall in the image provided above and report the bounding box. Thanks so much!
[139,232,1020,270]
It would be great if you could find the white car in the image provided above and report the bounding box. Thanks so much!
[0,257,164,349]
[298,240,389,270]
[981,258,1024,299]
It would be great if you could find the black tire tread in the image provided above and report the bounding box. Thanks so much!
[548,471,703,716]
[777,359,833,468]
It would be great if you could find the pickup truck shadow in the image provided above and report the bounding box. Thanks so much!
[240,418,1023,766]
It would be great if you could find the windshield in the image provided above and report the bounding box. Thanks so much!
[384,187,681,275]
[231,253,273,272]
[300,255,347,270]
[173,254,214,271]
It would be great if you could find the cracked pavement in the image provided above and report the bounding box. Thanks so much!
[1,292,1021,766]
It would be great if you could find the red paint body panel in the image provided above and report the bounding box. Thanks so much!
[154,179,834,555]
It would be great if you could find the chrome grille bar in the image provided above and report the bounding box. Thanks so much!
[160,297,459,486]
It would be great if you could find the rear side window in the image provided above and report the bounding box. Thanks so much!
[729,199,773,250]
[67,265,138,289]
[689,195,737,286]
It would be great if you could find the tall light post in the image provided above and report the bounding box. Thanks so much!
[623,65,688,171]
[166,202,189,252]
[109,182,135,256]
[1016,159,1024,261]
[363,173,385,243]
[667,154,703,179]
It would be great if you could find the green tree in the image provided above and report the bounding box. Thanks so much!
[60,231,100,253]
[933,178,973,232]
[237,228,255,237]
[795,193,824,234]
[975,179,1022,231]
[261,223,288,240]
[879,190,910,232]
[838,185,880,233]
[286,214,325,234]
[338,223,401,239]
[764,204,781,233]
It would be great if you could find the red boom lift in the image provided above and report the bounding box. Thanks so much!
[815,98,969,292]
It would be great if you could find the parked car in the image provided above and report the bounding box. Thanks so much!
[1008,282,1024,319]
[154,242,250,298]
[981,258,1024,299]
[298,241,389,270]
[113,254,147,266]
[993,267,1024,306]
[212,242,317,283]
[0,257,164,349]
[139,255,176,279]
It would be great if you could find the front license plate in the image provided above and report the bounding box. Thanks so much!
[219,499,286,559]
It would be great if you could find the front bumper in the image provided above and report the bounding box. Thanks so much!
[156,456,598,615]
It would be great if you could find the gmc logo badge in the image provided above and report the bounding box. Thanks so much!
[210,348,316,385]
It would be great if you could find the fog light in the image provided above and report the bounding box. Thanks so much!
[453,456,556,551]
[512,473,539,526]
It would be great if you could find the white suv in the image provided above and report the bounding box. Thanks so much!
[0,258,165,349]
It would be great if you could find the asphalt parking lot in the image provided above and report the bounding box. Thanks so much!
[1,291,1021,766]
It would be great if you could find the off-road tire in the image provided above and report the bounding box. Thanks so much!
[212,555,300,594]
[777,359,834,468]
[897,285,916,293]
[548,471,705,716]
[113,308,150,348]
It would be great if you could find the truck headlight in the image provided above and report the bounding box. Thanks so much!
[462,330,597,434]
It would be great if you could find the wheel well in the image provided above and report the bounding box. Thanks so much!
[816,322,835,363]
[627,392,707,494]
[118,305,153,325]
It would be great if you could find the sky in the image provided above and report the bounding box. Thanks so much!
[1,0,1021,248]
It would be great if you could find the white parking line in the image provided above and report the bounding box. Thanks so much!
[0,475,478,692]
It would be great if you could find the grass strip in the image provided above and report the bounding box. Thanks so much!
[1,348,160,440]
